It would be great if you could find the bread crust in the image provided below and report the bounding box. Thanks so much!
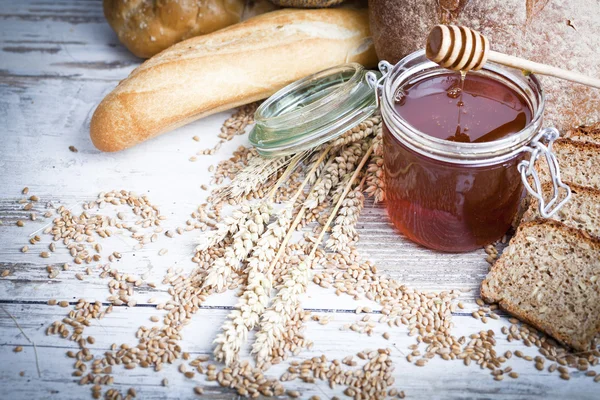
[555,138,600,152]
[481,220,600,351]
[90,8,377,152]
[521,181,600,236]
[565,123,600,145]
[534,138,600,192]
[103,0,279,58]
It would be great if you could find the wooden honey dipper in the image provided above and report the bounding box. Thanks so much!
[426,25,600,89]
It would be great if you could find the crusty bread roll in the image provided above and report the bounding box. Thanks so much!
[90,8,377,152]
[104,0,279,58]
[368,0,600,131]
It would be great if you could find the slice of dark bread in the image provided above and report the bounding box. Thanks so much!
[522,182,600,238]
[536,139,600,190]
[565,123,600,145]
[481,220,600,351]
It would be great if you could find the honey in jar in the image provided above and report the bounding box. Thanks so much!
[394,73,532,144]
[377,51,556,252]
[384,72,532,252]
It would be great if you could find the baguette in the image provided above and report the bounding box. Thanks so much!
[481,220,600,351]
[90,8,377,152]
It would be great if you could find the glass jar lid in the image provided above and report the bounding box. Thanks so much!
[249,63,380,157]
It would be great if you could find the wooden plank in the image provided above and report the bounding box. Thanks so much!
[0,201,490,308]
[0,0,140,79]
[0,195,491,290]
[0,0,105,20]
[1,303,598,400]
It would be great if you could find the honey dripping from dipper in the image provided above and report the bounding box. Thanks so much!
[393,71,531,143]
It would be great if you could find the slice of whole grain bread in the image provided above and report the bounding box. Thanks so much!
[537,139,600,190]
[522,182,600,238]
[565,123,600,145]
[481,220,600,351]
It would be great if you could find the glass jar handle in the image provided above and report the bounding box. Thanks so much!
[518,127,571,218]
[366,60,393,108]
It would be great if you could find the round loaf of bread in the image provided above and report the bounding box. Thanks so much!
[103,0,278,58]
[368,0,600,131]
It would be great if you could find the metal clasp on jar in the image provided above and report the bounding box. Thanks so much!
[366,61,393,108]
[518,127,571,218]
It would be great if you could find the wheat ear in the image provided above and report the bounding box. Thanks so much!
[196,152,304,252]
[221,156,289,200]
[308,145,373,257]
[213,206,293,365]
[200,154,305,293]
[329,115,381,148]
[212,148,329,364]
[195,204,252,252]
[253,144,374,365]
[201,201,271,292]
[326,175,367,252]
[365,122,385,203]
[265,152,335,278]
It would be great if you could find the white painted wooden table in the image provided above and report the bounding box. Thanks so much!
[0,1,597,399]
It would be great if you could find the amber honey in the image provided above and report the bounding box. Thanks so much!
[384,71,533,252]
[394,73,531,143]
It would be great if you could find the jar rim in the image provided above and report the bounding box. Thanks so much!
[255,63,363,126]
[381,50,545,165]
[250,63,378,157]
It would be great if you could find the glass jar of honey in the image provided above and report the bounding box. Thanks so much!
[369,51,570,252]
[249,51,570,253]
